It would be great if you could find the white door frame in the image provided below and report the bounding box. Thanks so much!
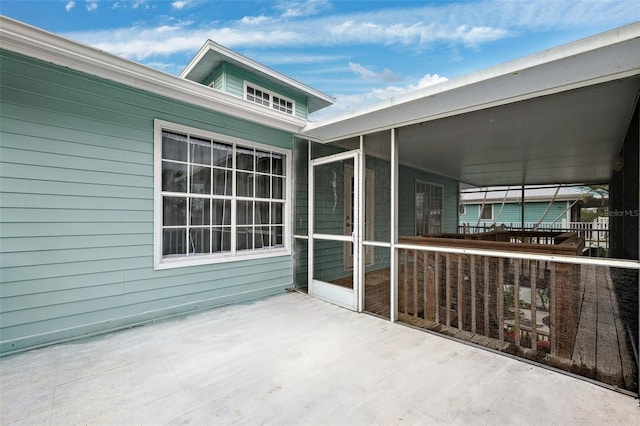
[309,150,362,311]
[344,165,374,270]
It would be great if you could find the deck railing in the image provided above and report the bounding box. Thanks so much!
[395,234,638,393]
[398,249,579,358]
[458,221,609,256]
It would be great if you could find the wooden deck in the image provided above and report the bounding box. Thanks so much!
[572,265,637,390]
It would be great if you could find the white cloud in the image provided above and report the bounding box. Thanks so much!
[349,63,402,83]
[240,16,272,25]
[171,1,188,10]
[86,1,97,12]
[62,0,640,61]
[277,0,331,18]
[415,74,449,88]
[132,0,149,10]
[145,61,181,73]
[69,24,301,60]
[65,1,75,12]
[349,63,376,80]
[453,25,508,46]
[253,53,347,65]
[310,73,448,121]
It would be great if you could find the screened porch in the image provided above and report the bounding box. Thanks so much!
[294,26,640,396]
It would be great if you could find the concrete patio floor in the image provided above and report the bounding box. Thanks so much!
[1,292,637,425]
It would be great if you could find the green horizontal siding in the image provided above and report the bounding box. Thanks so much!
[293,238,308,289]
[367,155,391,243]
[459,204,479,223]
[213,65,224,91]
[1,234,149,253]
[225,70,244,98]
[312,240,348,282]
[0,49,294,354]
[1,261,292,326]
[1,177,152,199]
[460,201,569,225]
[398,165,459,236]
[1,282,288,348]
[1,222,151,238]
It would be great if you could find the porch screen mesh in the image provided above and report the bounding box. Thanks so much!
[395,247,638,394]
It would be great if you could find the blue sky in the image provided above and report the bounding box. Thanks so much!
[2,0,639,120]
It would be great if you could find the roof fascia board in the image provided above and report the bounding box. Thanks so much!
[0,16,307,134]
[178,40,214,80]
[304,22,640,143]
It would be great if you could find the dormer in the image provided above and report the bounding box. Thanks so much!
[180,40,334,120]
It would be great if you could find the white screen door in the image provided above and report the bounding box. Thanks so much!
[309,150,361,311]
[344,165,374,269]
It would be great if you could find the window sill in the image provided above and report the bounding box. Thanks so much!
[154,247,291,270]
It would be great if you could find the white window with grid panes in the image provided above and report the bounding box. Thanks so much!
[415,181,443,236]
[479,204,493,220]
[154,120,289,269]
[244,82,294,116]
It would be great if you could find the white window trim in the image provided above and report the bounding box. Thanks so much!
[415,180,444,235]
[244,81,295,116]
[153,119,291,270]
[479,204,494,221]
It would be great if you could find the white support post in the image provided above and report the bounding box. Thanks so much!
[390,128,399,322]
[521,184,525,230]
[307,140,314,295]
[357,135,365,312]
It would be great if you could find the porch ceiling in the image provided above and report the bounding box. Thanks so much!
[395,76,640,187]
[302,23,640,187]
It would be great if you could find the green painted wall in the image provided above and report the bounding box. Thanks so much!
[0,49,294,354]
[366,155,392,243]
[207,63,224,91]
[459,201,569,226]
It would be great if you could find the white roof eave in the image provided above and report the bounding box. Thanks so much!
[303,22,640,143]
[0,16,308,134]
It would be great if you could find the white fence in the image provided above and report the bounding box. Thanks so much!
[458,219,609,256]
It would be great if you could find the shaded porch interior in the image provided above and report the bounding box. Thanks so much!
[295,33,640,394]
[295,130,639,393]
